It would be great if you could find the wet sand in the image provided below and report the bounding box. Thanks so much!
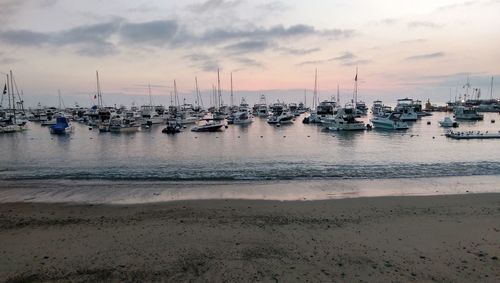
[1,194,499,282]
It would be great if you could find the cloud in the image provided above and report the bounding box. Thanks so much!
[188,0,242,13]
[400,38,426,44]
[406,52,445,60]
[184,53,220,72]
[119,20,179,46]
[330,52,356,61]
[408,21,443,29]
[0,29,50,45]
[377,18,398,25]
[223,40,271,54]
[343,59,371,66]
[436,1,477,11]
[0,18,355,59]
[257,1,290,11]
[295,52,357,66]
[234,57,263,68]
[274,47,320,55]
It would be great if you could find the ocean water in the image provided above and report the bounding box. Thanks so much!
[1,112,500,202]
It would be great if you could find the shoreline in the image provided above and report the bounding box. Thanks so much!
[1,174,500,204]
[1,193,499,282]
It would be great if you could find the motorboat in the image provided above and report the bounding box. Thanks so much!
[233,111,253,124]
[453,106,484,120]
[267,103,294,124]
[394,98,418,121]
[439,117,459,128]
[326,104,367,131]
[356,101,368,115]
[191,120,224,132]
[162,121,182,134]
[370,112,409,130]
[304,100,336,123]
[49,116,74,134]
[371,100,384,116]
[109,118,140,133]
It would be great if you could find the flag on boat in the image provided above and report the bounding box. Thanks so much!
[355,74,357,82]
[2,84,6,94]
[94,94,97,99]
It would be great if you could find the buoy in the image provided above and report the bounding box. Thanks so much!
[88,127,92,130]
[491,119,495,123]
[432,136,435,139]
[260,136,263,138]
[427,121,431,125]
[307,135,310,137]
[276,124,281,127]
[283,136,286,138]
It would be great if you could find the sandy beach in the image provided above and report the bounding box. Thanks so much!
[1,193,499,282]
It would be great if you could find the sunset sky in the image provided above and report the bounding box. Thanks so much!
[0,0,499,107]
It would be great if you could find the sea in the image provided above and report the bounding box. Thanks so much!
[1,111,500,203]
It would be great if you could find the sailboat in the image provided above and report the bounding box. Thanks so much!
[0,70,27,133]
[326,69,366,131]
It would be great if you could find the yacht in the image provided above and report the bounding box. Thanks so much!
[267,103,294,124]
[326,104,366,131]
[140,105,164,125]
[370,112,409,130]
[453,106,484,120]
[394,98,418,121]
[439,117,459,128]
[304,100,337,123]
[288,103,300,116]
[233,111,253,124]
[109,117,140,133]
[371,100,384,116]
[356,101,368,115]
[253,95,268,117]
[191,120,224,132]
[49,116,74,134]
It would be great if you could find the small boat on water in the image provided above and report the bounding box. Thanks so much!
[370,112,408,130]
[232,111,253,124]
[439,117,459,128]
[267,102,294,125]
[49,116,74,134]
[109,118,140,133]
[162,121,182,134]
[326,104,367,131]
[445,130,500,139]
[191,120,224,132]
[453,106,484,120]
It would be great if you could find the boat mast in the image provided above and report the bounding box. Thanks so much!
[313,68,318,109]
[148,83,153,106]
[354,67,358,107]
[173,80,179,109]
[490,76,494,100]
[230,72,234,107]
[10,70,16,122]
[337,84,340,105]
[217,68,222,109]
[6,74,10,110]
[195,76,203,108]
[96,71,103,108]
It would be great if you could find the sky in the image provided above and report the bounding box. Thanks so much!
[0,0,499,108]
